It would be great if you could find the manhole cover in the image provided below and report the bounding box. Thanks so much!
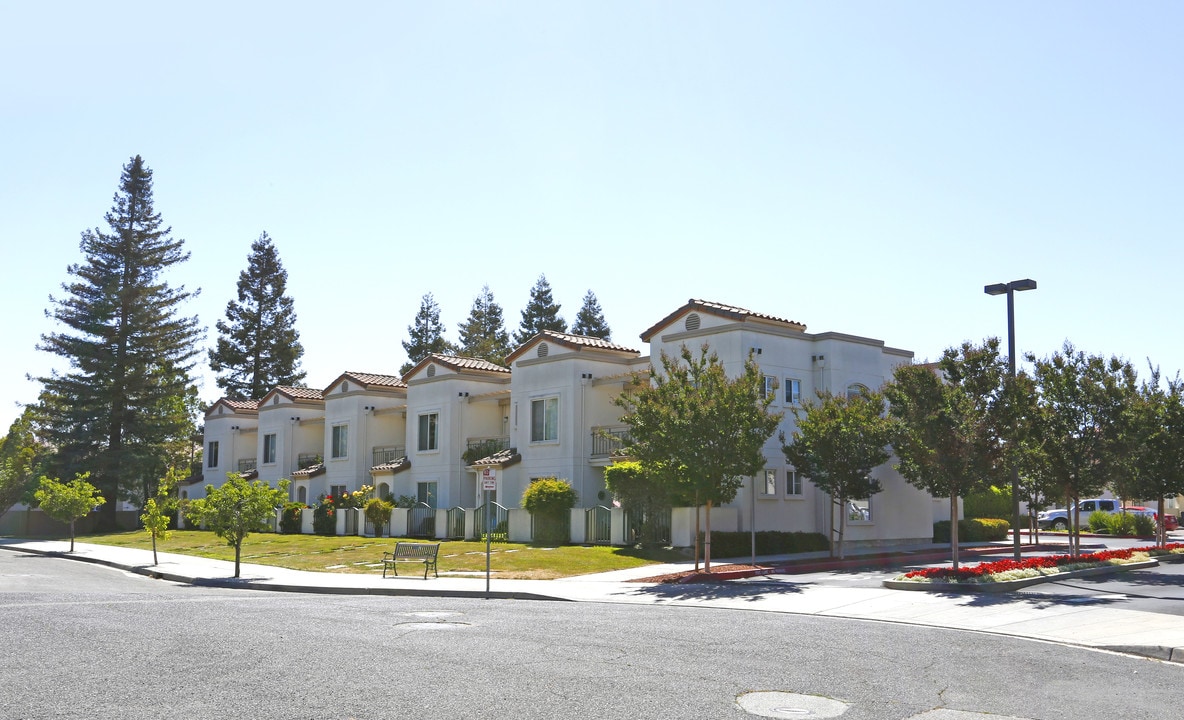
[737,692,848,718]
[393,621,471,630]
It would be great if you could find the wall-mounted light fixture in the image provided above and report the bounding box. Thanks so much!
[230,425,239,431]
[750,347,762,355]
[812,355,826,368]
[458,391,469,398]
[581,373,593,380]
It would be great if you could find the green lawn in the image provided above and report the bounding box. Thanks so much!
[78,530,687,579]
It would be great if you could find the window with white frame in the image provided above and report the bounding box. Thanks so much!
[330,485,347,500]
[849,498,871,522]
[762,469,777,495]
[207,441,219,468]
[417,481,438,508]
[331,424,348,459]
[785,378,802,405]
[786,470,802,496]
[760,376,778,400]
[263,433,277,464]
[846,384,868,400]
[531,397,559,442]
[418,412,439,451]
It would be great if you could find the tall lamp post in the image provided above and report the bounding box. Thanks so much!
[984,278,1037,561]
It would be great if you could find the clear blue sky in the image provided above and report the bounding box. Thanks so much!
[2,2,1182,432]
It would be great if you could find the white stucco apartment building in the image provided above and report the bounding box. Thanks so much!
[193,298,938,547]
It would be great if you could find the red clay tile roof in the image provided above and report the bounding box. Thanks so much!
[505,330,640,364]
[277,386,324,400]
[404,354,511,379]
[327,371,407,392]
[204,397,260,418]
[469,448,521,468]
[370,456,411,474]
[292,462,326,478]
[640,299,806,342]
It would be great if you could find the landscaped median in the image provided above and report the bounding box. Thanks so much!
[884,544,1184,593]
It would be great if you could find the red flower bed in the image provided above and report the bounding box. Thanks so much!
[903,543,1183,583]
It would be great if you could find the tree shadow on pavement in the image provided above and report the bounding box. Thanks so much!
[612,578,807,603]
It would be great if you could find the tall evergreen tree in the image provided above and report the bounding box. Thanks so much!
[37,155,202,528]
[572,289,612,339]
[514,274,567,345]
[457,285,511,366]
[209,232,306,399]
[400,293,456,375]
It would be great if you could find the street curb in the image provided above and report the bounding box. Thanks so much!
[0,544,570,602]
[880,560,1160,593]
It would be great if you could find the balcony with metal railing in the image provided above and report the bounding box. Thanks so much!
[297,453,322,470]
[463,436,510,463]
[237,458,257,472]
[372,445,407,465]
[590,426,631,458]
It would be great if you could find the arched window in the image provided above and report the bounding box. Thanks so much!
[846,384,869,400]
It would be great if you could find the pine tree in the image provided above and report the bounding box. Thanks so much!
[401,293,456,375]
[209,232,306,399]
[457,285,511,366]
[37,155,202,528]
[572,289,612,340]
[514,274,568,345]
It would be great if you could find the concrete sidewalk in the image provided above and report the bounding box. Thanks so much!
[4,537,1184,664]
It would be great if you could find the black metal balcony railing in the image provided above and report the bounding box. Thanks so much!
[297,453,322,470]
[237,458,257,472]
[462,436,510,463]
[372,446,407,465]
[590,426,631,458]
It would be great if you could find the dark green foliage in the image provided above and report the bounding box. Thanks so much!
[313,499,336,535]
[932,518,1010,543]
[605,461,672,547]
[209,232,305,400]
[0,408,48,518]
[365,497,394,537]
[37,156,202,528]
[400,293,456,376]
[572,289,611,340]
[698,531,829,558]
[514,274,567,345]
[522,478,577,545]
[280,502,306,534]
[457,285,511,366]
[963,485,1013,519]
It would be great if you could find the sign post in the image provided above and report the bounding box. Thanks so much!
[481,467,497,596]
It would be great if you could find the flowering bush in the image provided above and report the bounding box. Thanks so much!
[899,543,1184,584]
[280,502,307,534]
[313,496,337,536]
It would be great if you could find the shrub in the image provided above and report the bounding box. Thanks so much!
[522,478,577,545]
[697,531,829,559]
[963,486,1013,520]
[313,498,336,536]
[280,502,306,534]
[932,518,1010,543]
[1089,510,1114,534]
[1132,514,1155,537]
[365,497,394,537]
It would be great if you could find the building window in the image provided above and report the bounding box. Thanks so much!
[762,470,777,496]
[846,384,868,400]
[785,378,802,405]
[531,397,559,442]
[849,498,871,522]
[418,413,439,451]
[207,441,219,468]
[263,433,277,464]
[761,376,777,401]
[786,470,802,496]
[330,485,347,501]
[417,481,438,508]
[331,424,348,459]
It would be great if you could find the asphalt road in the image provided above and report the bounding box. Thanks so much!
[3,551,1182,720]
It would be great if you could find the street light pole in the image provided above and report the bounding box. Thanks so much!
[984,279,1037,561]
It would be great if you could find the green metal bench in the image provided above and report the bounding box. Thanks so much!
[382,542,440,579]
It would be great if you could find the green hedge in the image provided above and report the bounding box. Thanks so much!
[932,518,1010,543]
[697,530,829,558]
[963,486,1012,519]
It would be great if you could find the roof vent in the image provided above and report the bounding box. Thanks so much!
[537,343,549,358]
[426,365,436,378]
[273,396,279,405]
[218,406,223,414]
[341,381,349,393]
[685,313,701,332]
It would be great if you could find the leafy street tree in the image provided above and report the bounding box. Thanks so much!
[782,390,893,559]
[140,468,181,565]
[185,474,289,578]
[209,232,306,399]
[401,293,456,375]
[885,341,1008,569]
[37,156,202,528]
[457,285,512,366]
[1119,367,1183,547]
[0,408,48,521]
[615,344,782,571]
[1027,343,1138,557]
[514,274,567,345]
[34,473,105,552]
[572,289,612,340]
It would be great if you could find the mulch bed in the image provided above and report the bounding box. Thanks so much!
[630,564,770,584]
